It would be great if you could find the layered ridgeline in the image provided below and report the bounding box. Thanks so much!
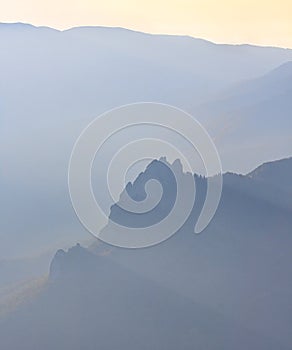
[198,61,292,172]
[1,157,292,349]
[1,23,292,258]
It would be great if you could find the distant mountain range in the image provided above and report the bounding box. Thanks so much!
[1,157,291,349]
[197,61,292,172]
[1,22,291,259]
[1,22,292,112]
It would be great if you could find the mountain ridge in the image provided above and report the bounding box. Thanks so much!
[1,156,292,349]
[1,22,292,50]
[1,21,292,258]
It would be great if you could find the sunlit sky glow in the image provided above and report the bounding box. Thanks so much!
[1,0,292,48]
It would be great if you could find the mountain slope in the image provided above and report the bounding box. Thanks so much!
[0,244,289,350]
[1,158,292,349]
[248,157,292,191]
[97,157,292,347]
[1,22,292,258]
[197,62,292,172]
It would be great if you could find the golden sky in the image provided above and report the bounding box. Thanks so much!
[1,0,292,48]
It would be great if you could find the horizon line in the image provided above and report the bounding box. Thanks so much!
[1,21,292,50]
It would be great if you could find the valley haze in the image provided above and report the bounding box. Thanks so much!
[0,21,292,350]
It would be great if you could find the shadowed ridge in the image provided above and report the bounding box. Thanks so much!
[49,243,97,281]
[247,157,292,191]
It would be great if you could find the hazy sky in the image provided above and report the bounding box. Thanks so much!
[1,0,292,48]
